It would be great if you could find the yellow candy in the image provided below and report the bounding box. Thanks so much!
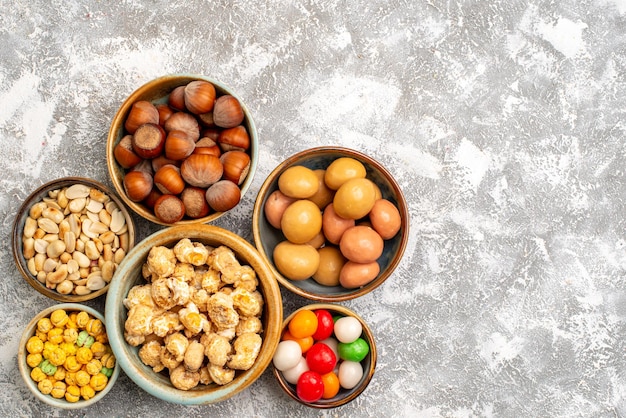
[65,385,81,402]
[90,373,108,391]
[37,378,54,395]
[30,367,47,383]
[47,328,64,345]
[65,371,77,386]
[36,318,53,334]
[26,336,44,354]
[76,311,90,328]
[86,318,104,337]
[50,310,69,328]
[95,333,109,344]
[50,381,66,399]
[35,330,48,342]
[67,312,78,329]
[48,346,67,367]
[63,328,78,344]
[26,353,43,368]
[64,356,82,373]
[60,341,77,356]
[76,347,93,364]
[100,352,116,369]
[75,370,91,387]
[80,385,95,400]
[53,366,66,381]
[85,359,103,376]
[90,341,106,359]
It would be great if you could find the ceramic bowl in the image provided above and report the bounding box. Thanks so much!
[104,224,283,405]
[12,177,136,302]
[17,303,120,409]
[273,303,377,408]
[106,73,258,226]
[252,146,409,301]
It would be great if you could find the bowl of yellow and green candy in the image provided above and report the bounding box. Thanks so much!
[17,303,119,409]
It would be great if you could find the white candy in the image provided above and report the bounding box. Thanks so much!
[333,316,362,343]
[338,360,363,389]
[281,356,309,384]
[273,340,302,371]
[319,337,339,360]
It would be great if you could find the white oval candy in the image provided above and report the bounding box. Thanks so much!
[338,360,363,389]
[272,340,302,371]
[281,356,309,384]
[333,316,362,343]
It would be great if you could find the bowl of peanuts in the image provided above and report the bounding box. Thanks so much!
[17,303,120,409]
[106,74,258,226]
[252,146,409,302]
[12,177,136,302]
[272,303,377,408]
[104,224,283,405]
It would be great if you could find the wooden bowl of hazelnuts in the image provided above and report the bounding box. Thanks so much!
[106,74,258,226]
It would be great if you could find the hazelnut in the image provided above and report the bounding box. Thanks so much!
[184,80,216,115]
[125,100,159,134]
[220,150,250,185]
[218,125,249,152]
[213,95,244,128]
[153,194,185,224]
[181,187,211,219]
[205,180,241,212]
[180,154,223,188]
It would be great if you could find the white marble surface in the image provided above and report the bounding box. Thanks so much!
[2,0,626,416]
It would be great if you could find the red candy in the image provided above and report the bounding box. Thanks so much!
[311,309,334,341]
[296,371,324,402]
[305,342,337,374]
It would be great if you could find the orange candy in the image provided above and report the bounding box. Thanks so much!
[321,371,340,399]
[282,330,314,354]
[288,310,318,339]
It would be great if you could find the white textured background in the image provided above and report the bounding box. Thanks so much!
[1,0,626,416]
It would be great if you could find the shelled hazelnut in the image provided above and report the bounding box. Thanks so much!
[113,79,252,224]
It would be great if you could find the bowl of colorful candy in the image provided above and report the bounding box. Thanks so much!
[252,146,409,302]
[271,303,377,408]
[17,303,119,409]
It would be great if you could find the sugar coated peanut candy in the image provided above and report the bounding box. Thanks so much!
[76,347,93,364]
[47,328,64,345]
[64,356,82,372]
[50,381,67,399]
[26,336,44,354]
[50,310,69,328]
[90,373,108,391]
[27,353,43,368]
[40,360,58,376]
[65,384,81,402]
[75,370,91,387]
[30,367,47,382]
[80,385,95,400]
[36,318,53,334]
[37,378,54,395]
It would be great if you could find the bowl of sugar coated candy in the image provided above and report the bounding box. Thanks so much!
[253,146,409,301]
[272,303,376,408]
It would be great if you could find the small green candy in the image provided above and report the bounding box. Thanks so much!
[76,330,89,347]
[101,367,113,378]
[39,359,58,376]
[83,335,95,348]
[337,337,370,362]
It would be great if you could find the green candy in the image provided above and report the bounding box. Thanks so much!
[39,360,57,376]
[101,367,113,378]
[337,337,369,362]
[76,330,90,347]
